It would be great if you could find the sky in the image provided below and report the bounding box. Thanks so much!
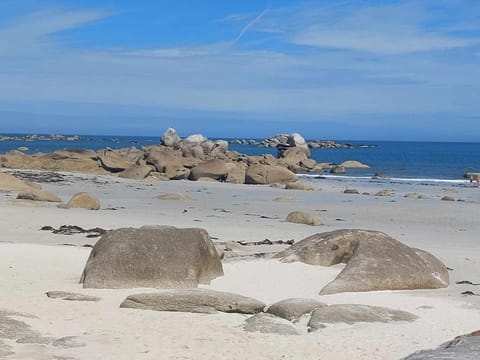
[0,0,479,140]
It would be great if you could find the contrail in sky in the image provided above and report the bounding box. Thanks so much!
[232,4,270,45]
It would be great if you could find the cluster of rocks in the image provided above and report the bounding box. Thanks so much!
[74,225,437,336]
[0,129,370,184]
[0,172,101,210]
[0,134,81,142]
[120,290,417,335]
[79,227,449,294]
[230,135,374,150]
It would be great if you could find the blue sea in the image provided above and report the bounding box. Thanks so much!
[0,134,479,182]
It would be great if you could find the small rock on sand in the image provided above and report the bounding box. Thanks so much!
[243,313,301,335]
[266,298,327,321]
[308,304,417,332]
[120,289,266,314]
[46,291,101,302]
[286,211,323,226]
[156,193,192,201]
[441,196,455,201]
[62,192,101,210]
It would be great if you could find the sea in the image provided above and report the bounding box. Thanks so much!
[0,134,479,184]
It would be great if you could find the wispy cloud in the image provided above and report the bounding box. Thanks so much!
[0,8,109,54]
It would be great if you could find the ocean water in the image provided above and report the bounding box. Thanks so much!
[0,134,479,182]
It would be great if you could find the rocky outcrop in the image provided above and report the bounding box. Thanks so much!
[80,226,223,289]
[118,165,153,180]
[308,304,417,331]
[245,164,297,185]
[120,289,265,314]
[189,159,228,181]
[63,192,101,210]
[285,211,323,226]
[266,298,326,321]
[275,229,449,294]
[96,148,137,173]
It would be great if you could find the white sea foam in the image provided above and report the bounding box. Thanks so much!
[298,173,469,184]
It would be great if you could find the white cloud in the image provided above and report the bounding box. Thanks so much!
[293,29,476,54]
[0,8,109,54]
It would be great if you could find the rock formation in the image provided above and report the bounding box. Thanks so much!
[80,226,223,289]
[275,229,449,294]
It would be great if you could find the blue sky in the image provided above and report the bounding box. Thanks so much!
[0,0,479,140]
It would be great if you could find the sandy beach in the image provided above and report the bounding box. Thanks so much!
[0,169,479,359]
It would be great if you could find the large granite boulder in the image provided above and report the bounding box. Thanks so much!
[287,133,310,157]
[185,134,207,146]
[189,159,228,181]
[243,313,301,335]
[161,128,181,147]
[279,147,308,168]
[145,148,181,172]
[80,226,223,289]
[38,151,103,174]
[275,229,449,294]
[266,298,326,321]
[403,330,480,359]
[225,163,246,184]
[64,192,101,210]
[96,149,135,172]
[118,165,153,180]
[308,304,417,332]
[120,289,264,314]
[245,164,297,185]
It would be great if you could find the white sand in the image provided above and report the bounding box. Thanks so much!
[1,171,479,359]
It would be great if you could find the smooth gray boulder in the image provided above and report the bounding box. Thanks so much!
[266,298,326,321]
[403,330,480,359]
[308,304,417,332]
[80,226,223,289]
[243,313,301,335]
[120,289,265,314]
[275,229,449,294]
